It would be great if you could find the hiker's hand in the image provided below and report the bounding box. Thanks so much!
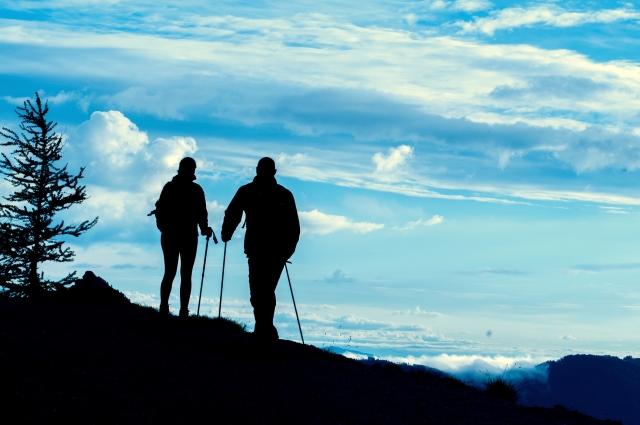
[202,227,213,238]
[221,230,231,243]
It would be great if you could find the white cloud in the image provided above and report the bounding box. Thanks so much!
[599,206,628,214]
[3,0,121,9]
[239,301,455,351]
[372,145,413,175]
[406,0,491,16]
[379,353,550,388]
[276,152,307,166]
[323,269,356,284]
[63,242,161,275]
[555,145,620,173]
[452,0,491,12]
[497,149,522,169]
[458,6,640,36]
[207,200,226,215]
[393,306,442,317]
[76,110,199,176]
[84,187,149,222]
[562,334,577,340]
[383,353,546,372]
[430,0,448,10]
[124,291,158,307]
[425,215,444,226]
[394,215,444,230]
[42,89,82,105]
[1,95,30,106]
[2,90,83,107]
[208,140,640,206]
[299,209,384,235]
[404,13,418,25]
[206,200,227,230]
[77,111,149,167]
[148,136,198,171]
[70,111,210,225]
[310,314,432,334]
[274,152,310,176]
[102,87,195,120]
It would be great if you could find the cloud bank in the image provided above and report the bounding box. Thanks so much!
[299,210,384,235]
[457,5,640,35]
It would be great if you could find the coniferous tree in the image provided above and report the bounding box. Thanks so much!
[0,221,18,289]
[0,93,97,297]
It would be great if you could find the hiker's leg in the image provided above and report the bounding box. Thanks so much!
[264,260,285,338]
[178,233,198,315]
[249,256,284,339]
[248,256,268,336]
[160,233,179,312]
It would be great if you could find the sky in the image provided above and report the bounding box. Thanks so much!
[2,0,640,376]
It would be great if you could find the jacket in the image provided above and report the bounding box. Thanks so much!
[222,175,300,259]
[155,175,209,236]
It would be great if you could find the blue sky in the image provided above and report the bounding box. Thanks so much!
[2,0,640,374]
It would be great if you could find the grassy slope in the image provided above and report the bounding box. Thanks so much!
[0,297,618,425]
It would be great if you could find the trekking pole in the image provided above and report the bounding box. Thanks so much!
[285,261,304,345]
[218,242,227,318]
[197,231,218,317]
[196,235,210,317]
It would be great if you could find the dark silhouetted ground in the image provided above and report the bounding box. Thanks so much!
[0,296,619,424]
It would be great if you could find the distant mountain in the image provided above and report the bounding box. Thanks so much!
[521,354,640,425]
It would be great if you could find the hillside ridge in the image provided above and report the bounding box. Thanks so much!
[0,296,618,425]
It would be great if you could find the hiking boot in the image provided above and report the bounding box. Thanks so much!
[253,324,279,352]
[179,308,189,319]
[159,303,170,316]
[254,322,279,341]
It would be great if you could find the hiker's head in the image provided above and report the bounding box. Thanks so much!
[256,157,276,177]
[178,157,197,178]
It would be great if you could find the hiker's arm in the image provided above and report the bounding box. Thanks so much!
[221,187,244,242]
[284,191,300,260]
[196,185,211,237]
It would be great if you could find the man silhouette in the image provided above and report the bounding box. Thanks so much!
[222,157,300,343]
[155,157,213,317]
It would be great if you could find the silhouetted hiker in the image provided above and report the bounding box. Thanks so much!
[155,157,213,318]
[222,157,300,344]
